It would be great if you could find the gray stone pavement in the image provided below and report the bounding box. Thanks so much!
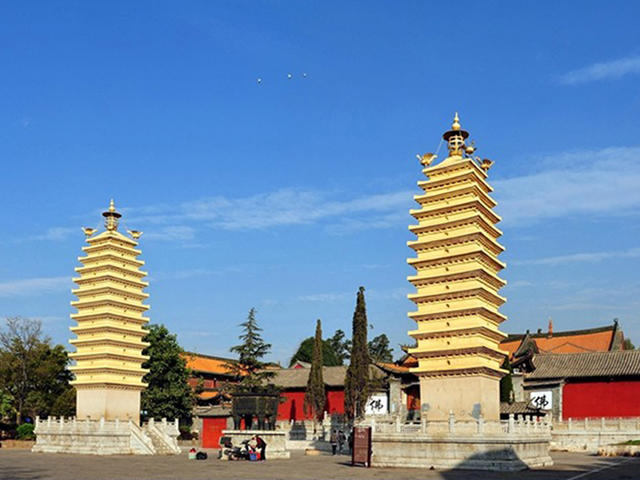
[0,448,638,479]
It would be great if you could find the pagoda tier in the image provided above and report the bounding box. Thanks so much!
[407,115,507,420]
[69,201,149,423]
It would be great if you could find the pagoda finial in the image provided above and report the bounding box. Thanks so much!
[452,112,461,131]
[443,113,469,158]
[102,199,122,231]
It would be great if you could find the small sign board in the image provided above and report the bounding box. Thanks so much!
[529,390,553,410]
[351,426,372,467]
[365,394,388,415]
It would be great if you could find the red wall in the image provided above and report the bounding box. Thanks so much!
[201,417,227,448]
[563,379,640,419]
[278,388,345,421]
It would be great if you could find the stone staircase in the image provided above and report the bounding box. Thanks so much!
[143,418,181,455]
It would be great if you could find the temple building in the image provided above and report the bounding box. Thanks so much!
[69,200,150,424]
[407,114,507,421]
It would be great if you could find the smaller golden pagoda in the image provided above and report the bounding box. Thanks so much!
[69,200,149,424]
[407,115,507,420]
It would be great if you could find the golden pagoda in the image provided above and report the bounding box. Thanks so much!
[407,114,507,421]
[69,200,150,424]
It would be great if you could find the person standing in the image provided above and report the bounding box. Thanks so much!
[254,435,267,461]
[338,430,346,454]
[330,429,338,455]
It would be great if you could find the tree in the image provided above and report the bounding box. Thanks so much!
[327,329,351,365]
[368,334,394,363]
[289,337,341,367]
[0,317,72,424]
[228,308,275,390]
[141,324,195,422]
[624,338,636,350]
[344,287,371,421]
[499,356,514,404]
[304,320,326,424]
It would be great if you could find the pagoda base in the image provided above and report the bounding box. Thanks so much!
[32,417,180,455]
[372,433,552,471]
[76,386,142,425]
[419,375,500,421]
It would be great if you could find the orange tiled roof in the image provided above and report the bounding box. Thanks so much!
[375,362,412,374]
[501,324,618,358]
[182,353,238,376]
[197,391,221,400]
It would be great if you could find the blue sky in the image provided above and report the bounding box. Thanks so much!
[1,1,640,363]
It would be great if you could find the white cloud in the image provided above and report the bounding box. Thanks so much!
[513,248,640,267]
[0,277,71,297]
[558,55,640,85]
[130,188,412,233]
[495,147,640,226]
[143,226,196,241]
[115,145,640,239]
[33,227,78,241]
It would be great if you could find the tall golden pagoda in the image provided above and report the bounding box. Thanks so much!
[407,114,507,421]
[69,200,149,424]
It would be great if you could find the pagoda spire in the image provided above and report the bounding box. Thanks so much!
[69,200,150,424]
[407,115,507,421]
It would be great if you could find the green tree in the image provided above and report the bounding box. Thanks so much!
[0,317,72,424]
[304,320,326,424]
[327,329,351,365]
[499,356,514,404]
[289,337,341,367]
[368,334,394,363]
[228,308,275,390]
[344,287,371,421]
[624,338,636,350]
[141,324,195,422]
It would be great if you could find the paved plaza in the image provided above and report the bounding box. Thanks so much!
[0,448,638,480]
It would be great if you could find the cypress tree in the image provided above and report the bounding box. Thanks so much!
[344,286,371,421]
[304,319,326,424]
[499,355,514,403]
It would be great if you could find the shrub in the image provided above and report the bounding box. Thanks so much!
[16,423,35,440]
[178,425,197,441]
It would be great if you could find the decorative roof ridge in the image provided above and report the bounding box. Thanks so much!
[503,323,616,342]
[182,351,239,364]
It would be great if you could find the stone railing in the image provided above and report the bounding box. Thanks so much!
[554,417,640,431]
[550,416,640,452]
[32,416,181,455]
[366,413,551,437]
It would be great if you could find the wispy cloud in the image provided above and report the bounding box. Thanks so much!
[0,276,71,297]
[130,188,412,233]
[298,287,410,304]
[154,267,241,281]
[495,147,640,226]
[143,226,196,241]
[32,227,78,241]
[513,247,640,267]
[558,55,640,85]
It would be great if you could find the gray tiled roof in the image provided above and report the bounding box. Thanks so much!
[269,365,385,388]
[528,350,640,380]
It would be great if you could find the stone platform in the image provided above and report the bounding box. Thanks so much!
[32,416,180,455]
[368,415,553,471]
[222,430,290,459]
